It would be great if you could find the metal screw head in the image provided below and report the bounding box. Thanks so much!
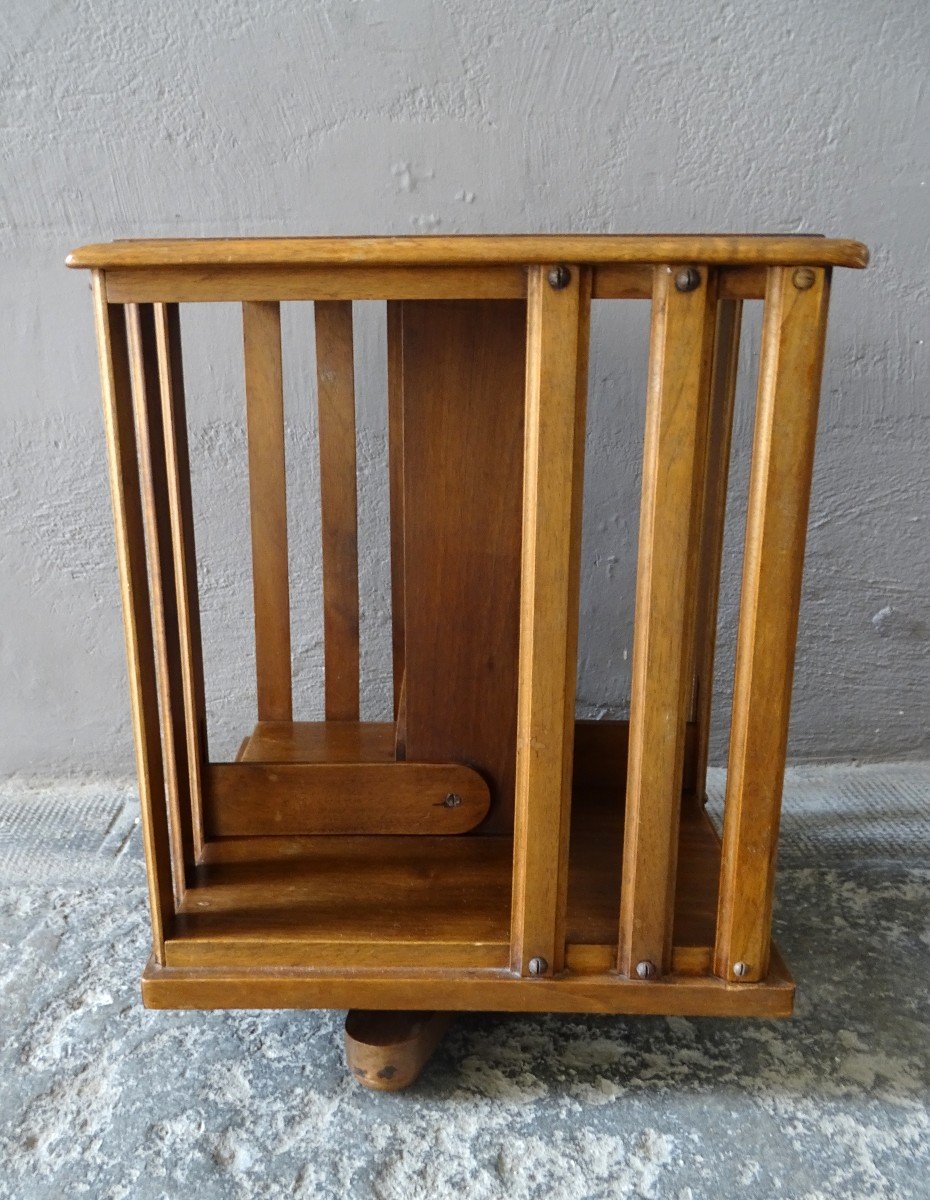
[635,960,656,979]
[792,267,816,290]
[674,267,701,293]
[442,792,463,809]
[733,961,749,978]
[527,956,549,976]
[547,265,571,290]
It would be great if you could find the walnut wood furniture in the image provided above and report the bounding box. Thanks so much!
[69,234,867,1088]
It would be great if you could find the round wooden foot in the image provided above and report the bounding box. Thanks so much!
[344,1009,454,1091]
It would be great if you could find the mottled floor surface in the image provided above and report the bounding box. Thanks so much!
[1,763,928,1200]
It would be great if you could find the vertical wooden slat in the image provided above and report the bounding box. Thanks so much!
[386,300,406,723]
[510,265,591,977]
[715,266,831,983]
[154,303,207,859]
[127,304,194,899]
[618,265,719,979]
[92,274,173,959]
[314,300,360,721]
[243,301,292,721]
[687,298,743,799]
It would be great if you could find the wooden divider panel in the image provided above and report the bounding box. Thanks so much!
[715,267,831,983]
[618,265,719,979]
[397,299,527,832]
[242,301,292,722]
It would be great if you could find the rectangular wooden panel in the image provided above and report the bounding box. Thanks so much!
[399,300,527,832]
[202,760,490,836]
[314,301,360,721]
[103,265,528,304]
[242,301,292,721]
[154,303,208,858]
[715,266,832,983]
[92,277,174,958]
[127,304,194,899]
[618,265,719,978]
[687,299,743,798]
[510,265,591,976]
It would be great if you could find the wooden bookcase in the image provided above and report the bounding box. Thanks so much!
[69,235,867,1088]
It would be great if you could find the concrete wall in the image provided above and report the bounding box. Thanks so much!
[2,0,927,776]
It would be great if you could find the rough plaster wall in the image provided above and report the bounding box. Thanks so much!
[0,0,927,774]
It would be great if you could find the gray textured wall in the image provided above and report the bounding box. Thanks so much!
[1,0,927,776]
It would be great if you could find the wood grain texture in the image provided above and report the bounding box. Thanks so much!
[345,1010,453,1091]
[399,300,526,829]
[239,720,396,763]
[92,278,174,957]
[243,301,292,721]
[618,266,719,978]
[714,266,832,983]
[510,265,591,977]
[68,233,868,269]
[101,265,528,303]
[127,304,194,900]
[142,955,794,1018]
[202,760,491,836]
[688,299,743,799]
[154,303,208,859]
[386,300,406,719]
[314,301,360,721]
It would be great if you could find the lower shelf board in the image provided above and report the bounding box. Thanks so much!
[142,951,794,1018]
[150,773,794,1016]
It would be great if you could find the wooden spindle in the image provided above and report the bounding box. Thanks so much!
[618,265,719,979]
[315,301,361,721]
[153,303,208,859]
[92,276,174,958]
[386,300,406,723]
[714,266,831,983]
[243,301,292,721]
[126,304,195,899]
[688,298,743,799]
[510,264,590,977]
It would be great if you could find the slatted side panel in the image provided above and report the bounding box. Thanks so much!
[153,303,208,858]
[126,304,195,899]
[314,301,361,722]
[715,266,831,983]
[242,301,292,722]
[92,277,174,958]
[618,265,719,979]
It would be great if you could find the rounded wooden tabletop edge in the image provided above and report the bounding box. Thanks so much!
[65,234,870,270]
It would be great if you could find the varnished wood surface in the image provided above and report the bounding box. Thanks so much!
[202,759,491,836]
[345,1010,454,1091]
[511,265,590,975]
[619,266,718,978]
[68,233,868,269]
[399,300,526,830]
[92,276,174,958]
[127,304,194,899]
[243,300,292,721]
[314,300,361,721]
[162,781,723,971]
[143,952,794,1018]
[715,266,832,983]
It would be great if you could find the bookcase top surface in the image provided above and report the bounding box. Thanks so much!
[67,233,868,270]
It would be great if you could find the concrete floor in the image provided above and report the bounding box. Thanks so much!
[1,763,928,1199]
